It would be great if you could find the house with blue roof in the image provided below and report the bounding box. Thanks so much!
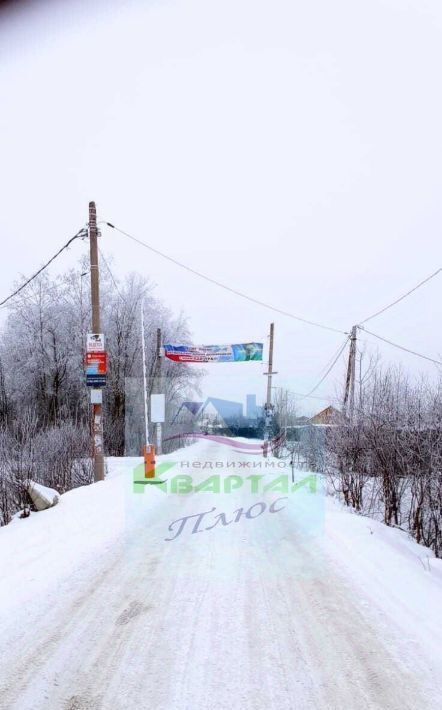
[197,397,243,427]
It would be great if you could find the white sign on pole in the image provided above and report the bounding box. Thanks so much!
[90,389,103,404]
[87,333,105,352]
[151,394,165,423]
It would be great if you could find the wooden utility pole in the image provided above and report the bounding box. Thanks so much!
[89,201,105,482]
[266,322,275,408]
[263,322,276,457]
[141,301,149,449]
[343,325,357,421]
[140,300,156,479]
[155,327,163,455]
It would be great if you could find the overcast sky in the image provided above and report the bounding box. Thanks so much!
[1,0,441,414]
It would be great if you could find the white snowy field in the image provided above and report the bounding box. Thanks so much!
[0,439,441,710]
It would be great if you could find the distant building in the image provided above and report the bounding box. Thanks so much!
[171,397,245,429]
[171,401,203,425]
[246,394,257,419]
[310,406,341,426]
[197,397,243,429]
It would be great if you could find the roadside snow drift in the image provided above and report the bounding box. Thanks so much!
[27,481,60,511]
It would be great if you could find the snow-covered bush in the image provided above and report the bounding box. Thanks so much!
[0,419,93,526]
[327,366,442,557]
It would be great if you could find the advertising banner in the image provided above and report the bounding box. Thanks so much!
[85,352,107,375]
[85,351,107,387]
[164,342,263,363]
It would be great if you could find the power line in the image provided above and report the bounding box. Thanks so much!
[104,220,442,372]
[0,226,88,308]
[317,336,349,378]
[292,391,340,404]
[359,267,442,325]
[359,326,442,366]
[98,246,127,306]
[295,336,350,401]
[104,222,347,335]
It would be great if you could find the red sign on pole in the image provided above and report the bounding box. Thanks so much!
[85,351,107,375]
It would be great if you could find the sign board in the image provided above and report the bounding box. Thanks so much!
[86,375,107,387]
[90,389,103,404]
[151,394,165,423]
[85,351,107,375]
[87,333,105,352]
[164,342,263,363]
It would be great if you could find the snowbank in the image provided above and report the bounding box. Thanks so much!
[27,481,60,511]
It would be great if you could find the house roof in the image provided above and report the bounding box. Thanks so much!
[183,401,203,415]
[310,406,341,424]
[199,397,243,420]
[170,401,203,424]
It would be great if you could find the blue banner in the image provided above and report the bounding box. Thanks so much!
[164,342,263,363]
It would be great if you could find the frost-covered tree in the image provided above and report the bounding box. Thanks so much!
[0,258,203,523]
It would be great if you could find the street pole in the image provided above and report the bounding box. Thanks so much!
[141,301,149,448]
[290,449,295,484]
[284,390,288,437]
[88,201,104,482]
[155,327,162,455]
[263,322,275,457]
[343,325,357,422]
[349,326,357,421]
[266,322,275,407]
[140,301,156,478]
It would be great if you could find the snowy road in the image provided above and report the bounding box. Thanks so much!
[1,440,442,709]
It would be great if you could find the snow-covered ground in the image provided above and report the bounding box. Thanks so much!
[0,439,441,709]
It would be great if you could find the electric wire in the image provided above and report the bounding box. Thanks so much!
[104,222,347,335]
[316,336,349,378]
[2,217,440,414]
[0,226,88,308]
[104,221,442,396]
[359,268,442,325]
[105,221,442,383]
[104,222,442,370]
[98,246,127,306]
[295,336,350,401]
[292,391,341,403]
[359,326,442,366]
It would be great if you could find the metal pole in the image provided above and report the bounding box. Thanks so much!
[263,322,275,457]
[88,201,104,482]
